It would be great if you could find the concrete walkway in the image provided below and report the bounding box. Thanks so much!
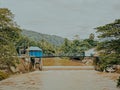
[43,66,94,70]
[0,69,119,90]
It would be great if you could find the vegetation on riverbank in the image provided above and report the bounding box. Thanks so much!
[94,19,120,87]
[0,71,9,81]
[0,8,21,73]
[95,19,120,72]
[117,77,120,88]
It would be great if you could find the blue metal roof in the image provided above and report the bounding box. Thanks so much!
[29,46,42,51]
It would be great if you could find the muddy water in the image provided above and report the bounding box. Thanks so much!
[0,70,119,90]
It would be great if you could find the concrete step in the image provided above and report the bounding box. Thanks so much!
[43,66,94,71]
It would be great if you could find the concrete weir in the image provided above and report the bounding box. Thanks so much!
[42,66,94,71]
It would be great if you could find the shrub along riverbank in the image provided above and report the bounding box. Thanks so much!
[0,71,9,81]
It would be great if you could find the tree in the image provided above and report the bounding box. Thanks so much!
[0,8,21,42]
[89,33,95,40]
[15,36,35,54]
[95,19,120,71]
[0,8,21,71]
[60,38,71,55]
[38,39,55,55]
[79,40,91,51]
[70,40,81,54]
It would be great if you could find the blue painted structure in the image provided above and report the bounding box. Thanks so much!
[29,46,42,58]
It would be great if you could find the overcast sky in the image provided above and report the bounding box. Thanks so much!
[0,0,120,39]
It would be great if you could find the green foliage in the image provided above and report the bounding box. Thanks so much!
[0,71,9,81]
[16,36,56,55]
[89,33,95,40]
[84,39,97,47]
[95,19,120,71]
[0,8,21,71]
[22,30,65,46]
[117,76,120,88]
[60,38,71,54]
[37,39,55,55]
[0,8,21,43]
[59,36,97,56]
[80,40,91,50]
[0,44,18,67]
[60,39,83,56]
[71,40,81,52]
[96,19,120,39]
[20,30,97,56]
[15,36,37,53]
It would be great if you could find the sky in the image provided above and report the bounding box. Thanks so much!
[0,0,120,39]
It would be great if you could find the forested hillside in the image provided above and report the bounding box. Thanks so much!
[22,30,65,46]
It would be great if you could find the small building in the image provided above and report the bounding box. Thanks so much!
[28,46,43,58]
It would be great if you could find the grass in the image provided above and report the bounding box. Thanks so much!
[42,57,85,66]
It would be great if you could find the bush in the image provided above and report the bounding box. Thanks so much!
[0,71,9,81]
[117,76,120,88]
